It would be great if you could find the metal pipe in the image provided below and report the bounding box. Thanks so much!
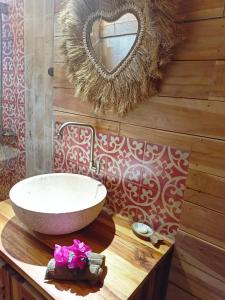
[57,122,99,173]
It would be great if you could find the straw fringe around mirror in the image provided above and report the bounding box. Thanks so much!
[59,0,181,116]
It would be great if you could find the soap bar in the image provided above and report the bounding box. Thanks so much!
[137,224,149,234]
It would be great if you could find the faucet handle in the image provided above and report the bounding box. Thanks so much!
[89,161,100,174]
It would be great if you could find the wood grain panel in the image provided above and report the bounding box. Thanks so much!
[184,188,225,214]
[0,200,173,300]
[54,16,61,37]
[180,202,225,249]
[166,283,198,300]
[190,138,225,177]
[54,60,215,100]
[1,265,14,300]
[186,169,225,199]
[210,61,225,101]
[119,123,193,151]
[54,1,225,30]
[175,18,225,60]
[54,37,63,62]
[175,230,225,283]
[169,257,225,300]
[54,87,225,140]
[54,58,216,101]
[55,0,225,23]
[159,61,214,99]
[21,281,46,300]
[11,273,24,300]
[54,49,225,103]
[54,63,70,87]
[177,0,225,21]
[25,0,54,176]
[54,58,225,102]
[54,17,225,61]
[54,111,120,135]
[0,259,7,298]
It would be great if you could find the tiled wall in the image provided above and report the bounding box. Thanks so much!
[54,123,190,239]
[0,0,25,200]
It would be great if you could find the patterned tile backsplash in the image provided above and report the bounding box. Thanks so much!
[54,123,190,239]
[0,0,25,200]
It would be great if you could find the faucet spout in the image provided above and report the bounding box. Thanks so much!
[58,122,99,173]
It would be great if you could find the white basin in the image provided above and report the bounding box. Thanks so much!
[9,173,107,235]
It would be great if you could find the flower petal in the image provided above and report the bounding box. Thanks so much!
[54,244,70,267]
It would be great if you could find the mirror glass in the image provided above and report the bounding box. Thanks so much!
[90,13,138,72]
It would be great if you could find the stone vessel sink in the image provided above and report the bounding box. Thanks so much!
[9,173,107,235]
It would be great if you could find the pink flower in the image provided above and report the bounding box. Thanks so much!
[54,244,70,267]
[70,239,92,255]
[54,240,92,270]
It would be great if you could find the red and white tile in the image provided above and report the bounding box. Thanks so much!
[0,0,25,200]
[54,123,190,239]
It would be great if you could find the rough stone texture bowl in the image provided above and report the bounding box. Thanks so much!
[9,173,107,235]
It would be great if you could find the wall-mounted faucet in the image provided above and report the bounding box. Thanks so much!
[57,122,100,173]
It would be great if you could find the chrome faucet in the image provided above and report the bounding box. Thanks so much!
[57,122,100,173]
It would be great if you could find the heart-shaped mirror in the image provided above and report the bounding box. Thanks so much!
[84,6,143,79]
[90,13,138,73]
[60,0,179,115]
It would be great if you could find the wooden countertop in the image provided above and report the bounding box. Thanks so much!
[0,200,173,300]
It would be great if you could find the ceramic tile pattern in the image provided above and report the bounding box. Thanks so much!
[0,0,25,200]
[54,123,190,239]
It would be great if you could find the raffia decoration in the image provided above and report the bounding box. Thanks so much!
[59,0,180,116]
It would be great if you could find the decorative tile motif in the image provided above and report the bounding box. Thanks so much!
[54,123,190,239]
[0,0,25,200]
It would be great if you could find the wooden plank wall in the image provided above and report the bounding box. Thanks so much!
[24,0,54,176]
[53,1,225,299]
